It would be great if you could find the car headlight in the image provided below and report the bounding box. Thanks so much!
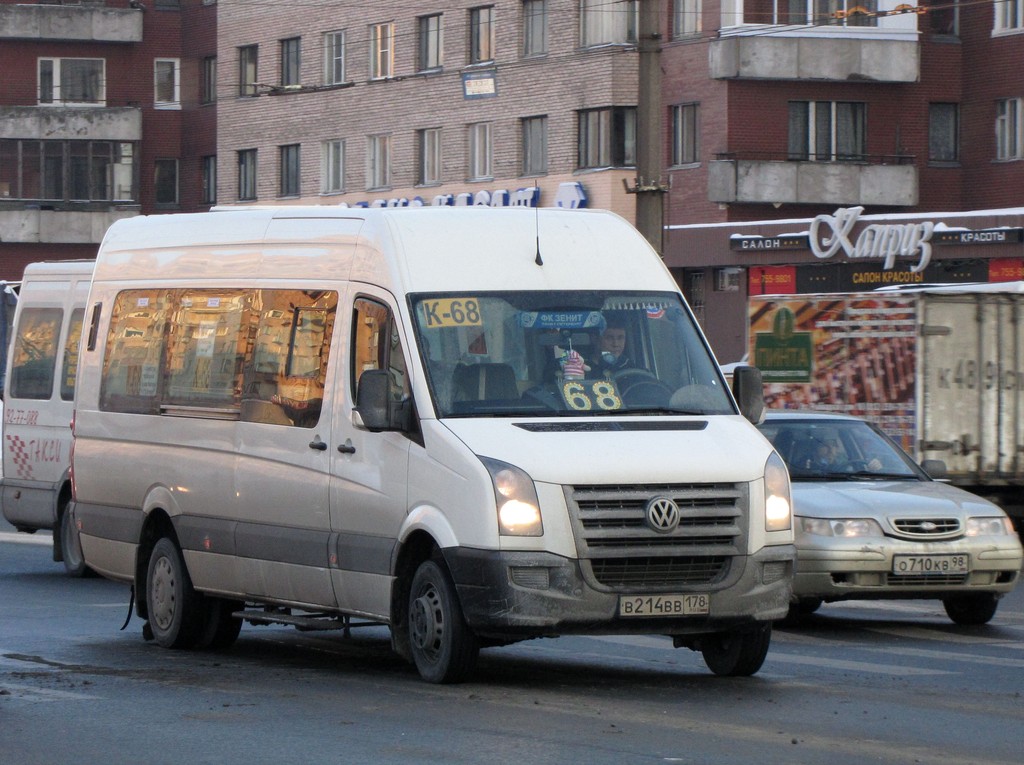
[480,457,543,537]
[966,516,1015,537]
[764,451,792,532]
[801,517,884,538]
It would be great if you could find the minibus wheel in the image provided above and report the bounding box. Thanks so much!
[146,537,205,649]
[408,559,479,683]
[700,623,772,677]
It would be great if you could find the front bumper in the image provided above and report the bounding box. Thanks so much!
[443,544,795,641]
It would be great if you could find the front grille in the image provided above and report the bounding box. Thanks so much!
[888,573,969,586]
[567,483,747,591]
[891,518,962,539]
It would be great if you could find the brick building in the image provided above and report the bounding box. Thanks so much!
[0,0,216,281]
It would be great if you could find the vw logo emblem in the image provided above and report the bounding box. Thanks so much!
[646,497,681,533]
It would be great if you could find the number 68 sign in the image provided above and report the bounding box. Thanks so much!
[560,380,623,411]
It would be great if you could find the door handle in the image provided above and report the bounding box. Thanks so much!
[308,438,328,451]
[337,440,356,454]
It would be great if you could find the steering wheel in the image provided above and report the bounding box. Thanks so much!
[612,368,673,406]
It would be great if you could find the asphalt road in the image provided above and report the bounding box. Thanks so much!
[2,527,1022,765]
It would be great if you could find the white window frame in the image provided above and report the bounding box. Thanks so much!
[324,31,346,85]
[671,103,699,166]
[370,23,395,79]
[154,58,181,110]
[581,0,637,47]
[470,6,496,64]
[419,14,444,71]
[788,100,866,162]
[419,128,442,185]
[523,0,547,56]
[280,37,301,88]
[38,57,106,106]
[279,144,300,197]
[522,116,547,176]
[996,98,1023,161]
[322,139,345,194]
[238,148,257,201]
[368,134,392,189]
[468,122,493,180]
[239,45,258,97]
[994,0,1023,32]
[673,0,701,37]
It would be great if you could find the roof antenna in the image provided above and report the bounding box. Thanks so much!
[534,202,544,266]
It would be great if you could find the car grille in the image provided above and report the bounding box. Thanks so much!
[566,483,747,591]
[891,517,962,539]
[888,573,969,586]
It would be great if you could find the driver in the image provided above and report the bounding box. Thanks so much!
[596,317,633,375]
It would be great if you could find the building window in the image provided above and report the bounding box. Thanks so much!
[38,58,105,105]
[202,155,217,205]
[671,103,699,165]
[322,140,345,194]
[784,0,878,26]
[927,0,958,35]
[470,6,496,63]
[468,122,493,180]
[280,37,301,88]
[238,149,257,200]
[0,139,136,203]
[419,14,443,71]
[996,99,1022,161]
[929,103,959,163]
[577,107,636,169]
[522,116,547,175]
[368,134,391,189]
[323,31,346,85]
[418,128,442,185]
[581,0,637,46]
[154,58,180,109]
[995,0,1023,31]
[523,0,547,56]
[279,144,300,197]
[673,0,701,37]
[788,101,866,161]
[200,56,217,105]
[154,159,179,206]
[238,45,258,97]
[686,272,706,325]
[370,23,394,79]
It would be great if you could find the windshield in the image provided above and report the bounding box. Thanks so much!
[758,418,922,481]
[410,291,733,418]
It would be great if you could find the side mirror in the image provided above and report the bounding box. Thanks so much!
[354,369,390,431]
[731,365,765,425]
[921,459,948,479]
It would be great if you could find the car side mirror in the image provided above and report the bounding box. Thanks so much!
[921,459,948,479]
[731,366,765,425]
[354,369,390,431]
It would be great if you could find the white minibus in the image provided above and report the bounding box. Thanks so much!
[2,260,93,575]
[71,207,794,683]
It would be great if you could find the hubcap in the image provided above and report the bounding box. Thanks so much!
[410,584,444,656]
[150,556,175,631]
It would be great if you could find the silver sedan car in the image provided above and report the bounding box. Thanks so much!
[758,412,1023,624]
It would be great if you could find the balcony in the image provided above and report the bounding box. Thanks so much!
[708,153,918,207]
[709,1,920,83]
[0,207,138,245]
[0,4,142,43]
[0,106,142,142]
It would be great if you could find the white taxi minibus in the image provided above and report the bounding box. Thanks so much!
[2,260,93,575]
[71,207,794,683]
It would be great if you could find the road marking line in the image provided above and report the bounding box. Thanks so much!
[767,653,954,675]
[0,682,102,701]
[0,531,52,546]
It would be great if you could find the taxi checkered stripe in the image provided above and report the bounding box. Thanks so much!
[5,434,34,480]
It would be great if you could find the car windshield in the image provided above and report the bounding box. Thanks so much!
[758,418,921,481]
[410,291,734,418]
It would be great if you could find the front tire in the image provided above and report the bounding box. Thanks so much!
[407,559,479,684]
[146,537,206,649]
[59,501,91,578]
[943,593,999,626]
[701,623,772,677]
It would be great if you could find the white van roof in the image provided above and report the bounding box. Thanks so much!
[95,207,673,294]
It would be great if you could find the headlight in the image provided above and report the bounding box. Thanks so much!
[801,517,884,538]
[764,451,792,532]
[480,457,543,537]
[966,516,1015,537]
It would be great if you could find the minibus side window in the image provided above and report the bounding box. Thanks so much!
[60,308,85,401]
[10,307,63,400]
[352,298,408,404]
[100,290,170,414]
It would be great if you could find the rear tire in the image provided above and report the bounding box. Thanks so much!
[194,598,243,650]
[408,559,479,684]
[59,501,91,578]
[943,593,999,626]
[145,537,206,648]
[701,623,772,677]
